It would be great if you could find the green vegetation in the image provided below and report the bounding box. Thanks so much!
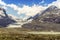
[0,33,60,40]
[0,28,59,40]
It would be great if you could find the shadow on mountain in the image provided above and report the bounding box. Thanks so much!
[22,5,60,32]
[0,17,16,27]
[0,8,16,27]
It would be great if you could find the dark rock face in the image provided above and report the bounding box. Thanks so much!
[42,17,60,23]
[0,8,16,27]
[22,5,60,31]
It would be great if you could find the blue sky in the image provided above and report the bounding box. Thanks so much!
[0,0,57,19]
[2,0,56,6]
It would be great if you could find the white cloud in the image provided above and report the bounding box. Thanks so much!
[48,0,60,8]
[0,0,7,9]
[7,4,19,10]
[7,4,46,16]
[1,0,60,19]
[18,5,46,16]
[0,0,6,6]
[0,0,46,16]
[0,0,47,16]
[0,0,60,21]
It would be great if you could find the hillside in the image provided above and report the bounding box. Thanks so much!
[22,5,60,32]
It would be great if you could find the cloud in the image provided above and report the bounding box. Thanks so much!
[7,4,47,16]
[1,0,60,19]
[48,0,60,8]
[0,0,47,16]
[7,4,19,10]
[0,0,7,9]
[17,5,46,16]
[0,0,6,6]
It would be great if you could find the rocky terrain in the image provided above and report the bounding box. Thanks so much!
[22,5,60,32]
[0,8,16,27]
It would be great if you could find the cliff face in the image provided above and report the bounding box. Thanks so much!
[0,8,16,27]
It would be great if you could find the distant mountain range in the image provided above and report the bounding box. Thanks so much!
[1,5,60,31]
[22,5,60,31]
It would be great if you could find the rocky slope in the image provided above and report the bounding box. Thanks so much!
[0,8,16,27]
[22,5,60,31]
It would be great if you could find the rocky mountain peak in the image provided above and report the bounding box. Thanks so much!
[22,5,60,31]
[0,8,8,18]
[48,5,57,9]
[0,8,16,27]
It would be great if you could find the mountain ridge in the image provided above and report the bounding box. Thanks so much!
[0,8,16,27]
[22,5,60,31]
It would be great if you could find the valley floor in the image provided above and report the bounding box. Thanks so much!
[0,28,60,40]
[27,31,60,34]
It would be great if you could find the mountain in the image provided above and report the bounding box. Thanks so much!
[22,5,60,31]
[27,13,40,20]
[0,8,16,27]
[39,5,60,23]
